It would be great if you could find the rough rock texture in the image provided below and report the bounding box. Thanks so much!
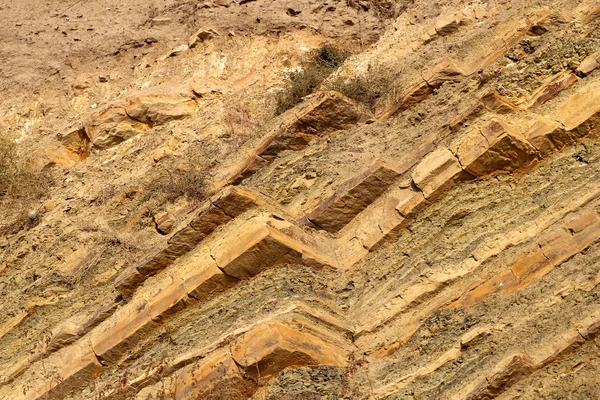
[1,0,600,399]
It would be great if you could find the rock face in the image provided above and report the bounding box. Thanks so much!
[85,96,197,149]
[2,1,600,400]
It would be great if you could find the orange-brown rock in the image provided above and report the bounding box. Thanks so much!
[309,163,400,233]
[553,80,600,138]
[85,106,149,149]
[455,119,538,176]
[230,322,348,379]
[124,96,198,126]
[0,340,102,400]
[412,148,465,198]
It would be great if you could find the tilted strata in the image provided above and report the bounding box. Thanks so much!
[2,1,600,399]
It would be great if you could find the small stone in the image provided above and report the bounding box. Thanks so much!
[158,44,189,61]
[154,211,176,235]
[189,27,219,48]
[151,17,171,26]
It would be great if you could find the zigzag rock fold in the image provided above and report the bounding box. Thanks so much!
[2,0,600,399]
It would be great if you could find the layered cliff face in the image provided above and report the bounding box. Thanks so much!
[1,0,600,399]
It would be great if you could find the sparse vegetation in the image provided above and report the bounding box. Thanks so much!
[223,91,274,143]
[0,133,52,234]
[145,167,206,206]
[0,134,49,200]
[326,65,396,111]
[274,45,351,115]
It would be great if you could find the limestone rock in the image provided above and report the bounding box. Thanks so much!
[231,322,348,378]
[124,96,198,126]
[151,17,171,26]
[412,148,464,198]
[157,44,189,61]
[153,211,176,235]
[85,106,149,149]
[577,51,600,76]
[188,27,219,48]
[455,120,538,176]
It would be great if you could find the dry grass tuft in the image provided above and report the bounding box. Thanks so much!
[144,167,206,206]
[274,45,351,115]
[0,133,52,234]
[326,65,396,111]
[0,134,49,200]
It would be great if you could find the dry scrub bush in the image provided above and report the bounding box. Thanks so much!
[0,134,51,234]
[223,91,275,144]
[0,134,49,200]
[275,45,351,115]
[326,65,396,111]
[145,167,206,206]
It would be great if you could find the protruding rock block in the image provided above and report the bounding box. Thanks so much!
[125,96,198,126]
[46,315,88,354]
[577,51,600,77]
[527,11,571,35]
[135,187,258,278]
[138,349,253,400]
[86,96,197,149]
[553,81,600,138]
[397,80,432,113]
[412,148,466,199]
[337,190,405,250]
[231,322,348,379]
[85,106,149,149]
[175,251,239,301]
[478,88,516,114]
[455,120,538,177]
[91,275,187,365]
[434,13,462,36]
[525,71,578,108]
[522,115,569,157]
[395,188,426,217]
[57,127,90,161]
[464,354,536,400]
[3,340,103,400]
[423,60,465,88]
[291,91,366,135]
[230,91,367,184]
[308,163,401,233]
[211,219,307,279]
[115,266,146,298]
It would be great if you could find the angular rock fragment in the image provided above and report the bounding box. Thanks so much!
[85,106,149,149]
[229,91,367,184]
[188,26,219,48]
[309,163,401,233]
[124,96,198,126]
[577,51,600,77]
[553,80,600,138]
[231,322,348,379]
[412,148,466,198]
[454,120,538,177]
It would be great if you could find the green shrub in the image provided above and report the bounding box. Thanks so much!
[274,45,351,115]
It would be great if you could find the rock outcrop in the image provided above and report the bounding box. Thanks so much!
[1,0,600,399]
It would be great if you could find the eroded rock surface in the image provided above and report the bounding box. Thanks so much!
[1,0,600,399]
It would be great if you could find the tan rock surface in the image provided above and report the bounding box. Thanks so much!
[2,0,600,399]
